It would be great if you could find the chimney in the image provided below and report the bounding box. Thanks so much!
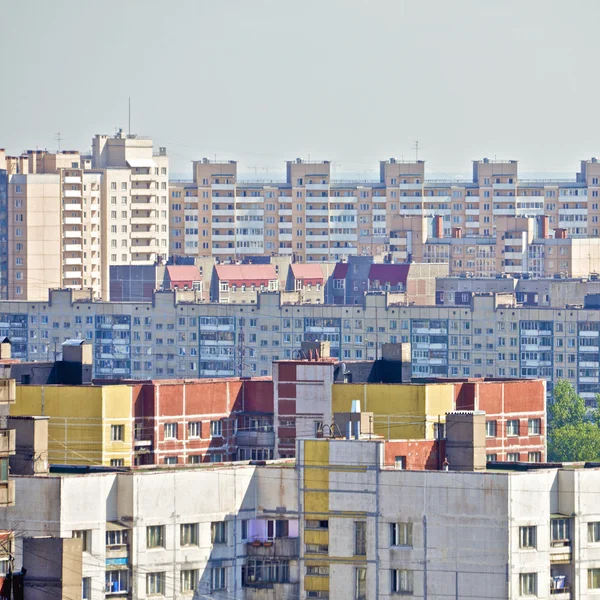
[0,338,11,360]
[8,416,49,475]
[434,215,444,239]
[555,228,568,240]
[540,215,550,239]
[452,227,463,239]
[444,411,486,471]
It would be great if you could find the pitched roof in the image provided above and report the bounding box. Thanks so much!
[166,265,202,282]
[290,263,324,282]
[368,263,410,286]
[332,263,349,279]
[215,264,277,283]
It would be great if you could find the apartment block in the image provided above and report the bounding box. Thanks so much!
[4,439,600,598]
[273,355,546,463]
[0,288,598,404]
[0,131,168,301]
[169,155,600,276]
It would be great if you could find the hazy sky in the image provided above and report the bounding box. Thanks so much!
[1,0,599,177]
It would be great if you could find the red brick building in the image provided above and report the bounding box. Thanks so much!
[112,377,273,465]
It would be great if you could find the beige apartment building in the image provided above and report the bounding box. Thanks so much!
[170,156,600,277]
[0,131,168,301]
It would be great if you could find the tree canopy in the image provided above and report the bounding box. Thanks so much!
[547,379,600,462]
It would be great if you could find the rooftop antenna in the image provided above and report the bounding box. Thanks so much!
[413,141,420,161]
[128,97,131,135]
[55,133,63,152]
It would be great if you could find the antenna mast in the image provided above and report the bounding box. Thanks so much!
[128,97,131,135]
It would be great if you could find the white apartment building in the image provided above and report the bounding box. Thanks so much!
[3,439,600,599]
[0,288,600,403]
[0,131,169,301]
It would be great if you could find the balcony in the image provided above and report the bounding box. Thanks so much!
[63,203,82,211]
[63,176,82,184]
[63,189,82,198]
[236,430,275,447]
[131,187,155,196]
[0,430,15,456]
[64,244,82,251]
[0,481,15,507]
[0,380,15,404]
[550,541,572,564]
[130,173,153,181]
[246,537,299,558]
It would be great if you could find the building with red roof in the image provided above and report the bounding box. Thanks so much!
[165,265,202,291]
[286,263,326,303]
[211,264,279,303]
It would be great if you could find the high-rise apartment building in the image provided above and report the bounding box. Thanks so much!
[0,131,168,301]
[170,156,600,275]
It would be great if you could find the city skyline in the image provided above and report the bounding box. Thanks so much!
[3,0,600,175]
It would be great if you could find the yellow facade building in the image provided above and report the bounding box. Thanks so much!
[11,385,133,466]
[331,382,455,440]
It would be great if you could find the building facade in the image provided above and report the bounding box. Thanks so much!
[3,440,600,598]
[169,156,600,275]
[0,132,168,301]
[0,288,598,404]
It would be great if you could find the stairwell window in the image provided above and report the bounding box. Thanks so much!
[391,569,413,594]
[355,568,367,600]
[110,425,124,442]
[354,521,366,555]
[211,521,227,544]
[551,518,571,546]
[390,522,413,547]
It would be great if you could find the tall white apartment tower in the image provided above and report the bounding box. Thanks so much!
[92,131,169,299]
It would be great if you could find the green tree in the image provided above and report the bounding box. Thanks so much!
[547,380,600,462]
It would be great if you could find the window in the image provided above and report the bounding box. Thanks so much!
[181,569,198,592]
[188,421,201,438]
[164,422,178,440]
[82,577,91,599]
[486,420,497,437]
[180,523,199,546]
[506,419,519,436]
[589,568,600,590]
[519,526,536,549]
[106,570,129,594]
[307,565,330,576]
[241,519,249,540]
[106,529,128,546]
[391,569,413,594]
[211,521,226,544]
[390,522,412,547]
[146,525,164,549]
[355,567,367,600]
[528,452,542,463]
[354,521,366,555]
[211,567,226,591]
[527,418,541,435]
[589,522,600,544]
[110,459,124,467]
[110,425,124,441]
[551,518,570,545]
[72,530,91,552]
[395,456,406,470]
[147,572,165,595]
[507,453,520,462]
[210,420,222,437]
[187,455,201,464]
[519,573,537,596]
